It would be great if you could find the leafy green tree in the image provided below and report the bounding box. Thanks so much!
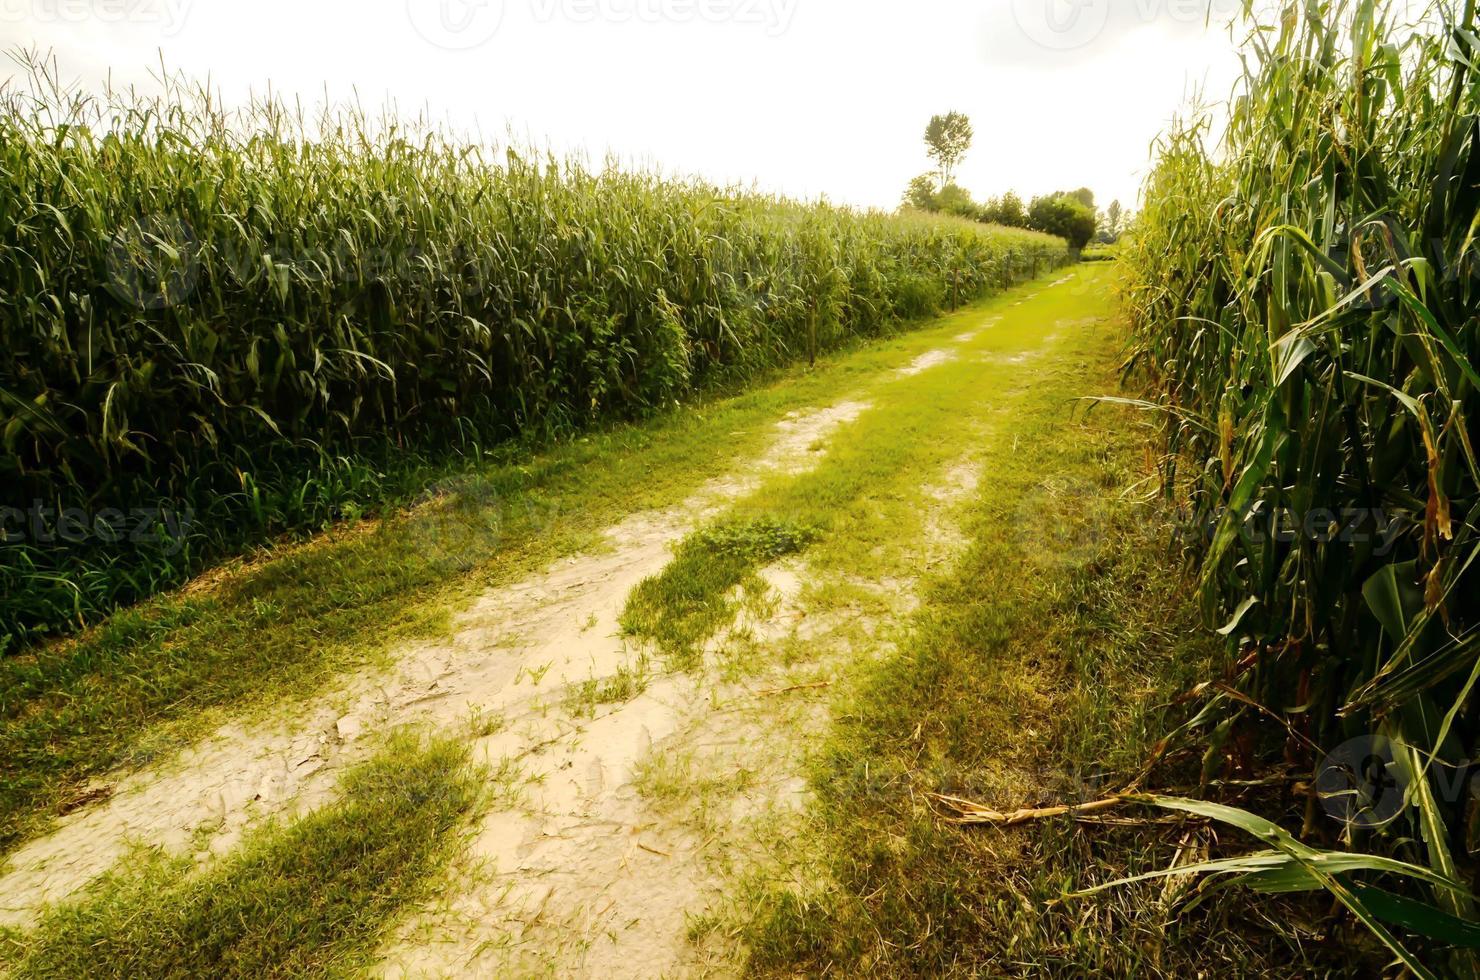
[933,182,978,218]
[1027,193,1097,249]
[924,112,973,186]
[900,175,981,220]
[1102,199,1124,240]
[980,191,1027,228]
[902,173,939,211]
[997,191,1026,227]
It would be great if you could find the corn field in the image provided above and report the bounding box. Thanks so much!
[0,56,1068,650]
[1122,0,1480,965]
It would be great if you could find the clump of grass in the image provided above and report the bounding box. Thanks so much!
[621,516,818,666]
[1,731,490,979]
[464,705,506,739]
[633,747,758,839]
[691,517,818,562]
[562,659,652,719]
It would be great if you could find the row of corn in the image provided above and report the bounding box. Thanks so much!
[1121,0,1480,958]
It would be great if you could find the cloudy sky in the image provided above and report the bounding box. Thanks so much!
[2,0,1248,212]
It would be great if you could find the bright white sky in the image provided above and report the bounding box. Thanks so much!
[2,0,1248,213]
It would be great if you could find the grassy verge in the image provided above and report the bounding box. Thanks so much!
[0,731,490,978]
[0,270,1068,859]
[708,273,1389,975]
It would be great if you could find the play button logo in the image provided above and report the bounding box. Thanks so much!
[1010,0,1111,51]
[407,0,506,50]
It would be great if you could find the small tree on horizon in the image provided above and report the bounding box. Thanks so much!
[902,173,939,211]
[981,191,1027,228]
[924,112,973,186]
[1027,193,1097,249]
[933,182,978,218]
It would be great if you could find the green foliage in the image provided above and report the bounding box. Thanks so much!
[901,178,982,221]
[1027,193,1098,249]
[923,111,973,185]
[902,182,1034,232]
[1122,0,1480,964]
[902,173,938,211]
[1082,795,1477,980]
[734,275,1345,974]
[0,55,1067,650]
[692,515,818,562]
[1100,200,1124,243]
[622,267,1088,677]
[0,282,1069,860]
[979,191,1028,228]
[1066,187,1096,209]
[931,182,979,219]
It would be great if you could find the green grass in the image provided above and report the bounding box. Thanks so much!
[0,731,492,978]
[562,657,652,718]
[0,270,1066,860]
[633,747,759,839]
[0,264,1398,976]
[621,516,818,666]
[675,267,1390,976]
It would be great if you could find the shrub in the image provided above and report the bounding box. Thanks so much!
[1027,193,1097,250]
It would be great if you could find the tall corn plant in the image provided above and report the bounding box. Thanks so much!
[0,53,1070,648]
[1122,0,1480,961]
